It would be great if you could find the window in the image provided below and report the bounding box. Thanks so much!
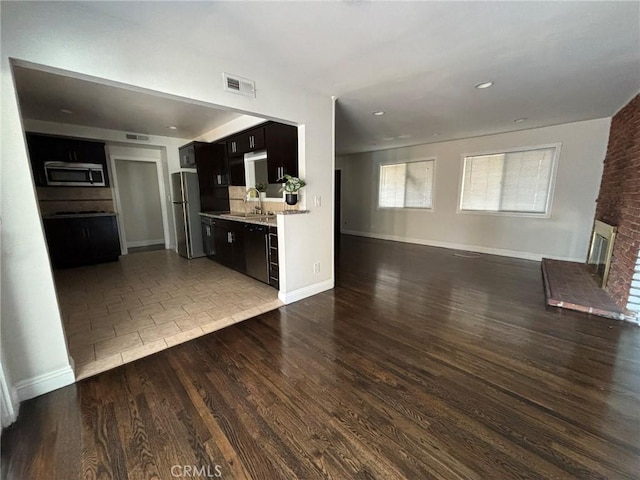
[459,146,558,215]
[378,160,434,209]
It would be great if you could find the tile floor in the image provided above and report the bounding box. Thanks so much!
[55,250,282,380]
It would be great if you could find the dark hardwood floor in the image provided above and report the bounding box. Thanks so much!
[3,235,639,479]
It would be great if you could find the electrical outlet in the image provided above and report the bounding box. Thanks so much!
[314,195,321,207]
[313,262,320,274]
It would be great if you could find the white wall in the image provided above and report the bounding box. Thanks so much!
[114,160,164,247]
[339,118,611,261]
[195,115,267,143]
[1,2,334,403]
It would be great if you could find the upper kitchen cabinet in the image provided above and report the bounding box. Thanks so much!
[227,126,265,157]
[180,140,227,173]
[224,121,298,185]
[228,153,246,186]
[264,122,298,183]
[26,133,108,187]
[179,142,197,168]
[192,141,231,212]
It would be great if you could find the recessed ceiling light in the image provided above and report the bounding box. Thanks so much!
[382,136,395,141]
[475,81,494,89]
[397,134,411,139]
[373,111,385,116]
[167,125,178,130]
[60,109,73,114]
[432,133,441,137]
[514,117,527,123]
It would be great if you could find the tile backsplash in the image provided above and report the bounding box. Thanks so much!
[37,187,115,215]
[228,186,299,214]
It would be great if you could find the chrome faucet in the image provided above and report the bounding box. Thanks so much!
[245,187,262,215]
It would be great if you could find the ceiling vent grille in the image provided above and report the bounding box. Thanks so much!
[223,73,255,98]
[125,133,150,141]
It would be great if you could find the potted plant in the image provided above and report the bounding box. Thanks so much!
[255,182,268,200]
[280,174,306,205]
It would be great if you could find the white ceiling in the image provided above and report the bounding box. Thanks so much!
[13,1,640,154]
[13,66,242,140]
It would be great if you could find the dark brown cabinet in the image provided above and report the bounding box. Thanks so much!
[26,133,108,187]
[191,142,230,212]
[227,127,265,157]
[201,217,215,257]
[201,216,242,271]
[43,215,120,268]
[179,143,196,168]
[228,155,246,186]
[225,121,298,186]
[201,216,277,288]
[265,122,298,183]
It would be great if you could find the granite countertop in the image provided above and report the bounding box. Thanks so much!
[200,210,310,226]
[199,211,277,226]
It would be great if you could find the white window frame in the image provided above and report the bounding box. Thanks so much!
[377,158,436,212]
[457,143,561,218]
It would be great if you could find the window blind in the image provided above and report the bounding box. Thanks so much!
[461,147,555,214]
[379,160,434,209]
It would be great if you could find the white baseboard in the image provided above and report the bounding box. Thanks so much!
[278,279,334,305]
[127,239,165,248]
[1,371,19,430]
[14,366,75,402]
[341,229,584,263]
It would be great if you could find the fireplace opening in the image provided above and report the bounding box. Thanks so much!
[587,220,617,288]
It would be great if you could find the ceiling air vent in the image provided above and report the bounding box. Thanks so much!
[125,133,150,141]
[223,72,255,98]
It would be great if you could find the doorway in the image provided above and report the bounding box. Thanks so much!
[111,158,167,254]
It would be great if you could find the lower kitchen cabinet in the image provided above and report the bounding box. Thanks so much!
[201,216,277,288]
[201,216,246,273]
[43,215,121,268]
[201,218,215,257]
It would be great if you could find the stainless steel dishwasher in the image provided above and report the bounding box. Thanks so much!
[244,223,269,284]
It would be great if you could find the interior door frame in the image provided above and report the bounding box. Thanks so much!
[108,155,171,255]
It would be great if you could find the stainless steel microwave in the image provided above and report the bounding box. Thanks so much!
[44,162,106,187]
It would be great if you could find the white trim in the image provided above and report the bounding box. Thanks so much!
[0,363,19,430]
[278,279,334,305]
[14,366,75,402]
[331,96,337,281]
[341,229,584,262]
[109,155,171,255]
[126,238,165,248]
[377,206,434,212]
[457,142,562,218]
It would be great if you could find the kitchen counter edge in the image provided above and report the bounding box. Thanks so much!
[199,210,309,226]
[43,212,117,219]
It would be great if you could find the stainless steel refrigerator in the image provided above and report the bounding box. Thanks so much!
[172,172,205,259]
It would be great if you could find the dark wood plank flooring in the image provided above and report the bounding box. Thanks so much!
[3,235,639,479]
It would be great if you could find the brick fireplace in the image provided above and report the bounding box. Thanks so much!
[594,94,640,314]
